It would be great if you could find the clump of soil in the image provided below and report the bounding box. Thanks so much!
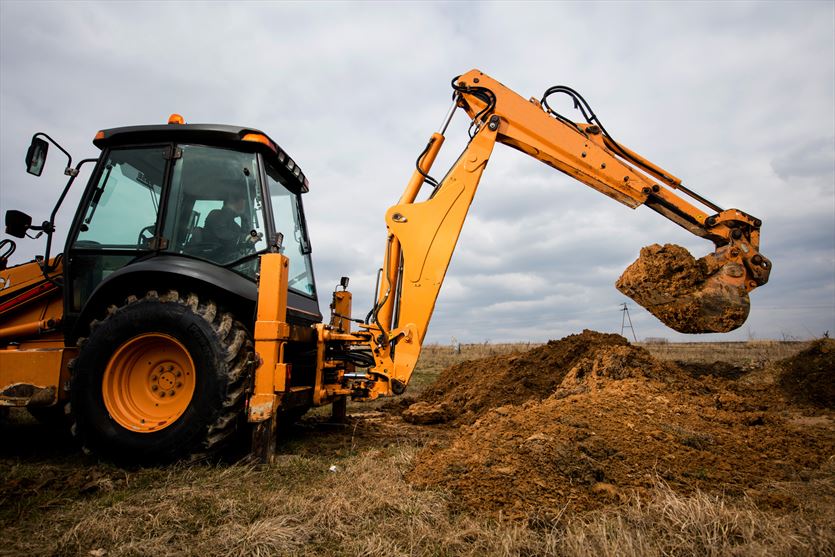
[403,331,629,425]
[408,333,835,517]
[778,338,835,408]
[616,244,749,334]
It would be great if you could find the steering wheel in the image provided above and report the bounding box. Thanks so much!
[235,230,261,256]
[137,225,156,247]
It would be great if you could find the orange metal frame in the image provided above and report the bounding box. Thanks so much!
[249,253,291,423]
[341,69,771,399]
[0,258,69,408]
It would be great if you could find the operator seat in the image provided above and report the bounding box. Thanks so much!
[183,226,217,259]
[187,226,205,246]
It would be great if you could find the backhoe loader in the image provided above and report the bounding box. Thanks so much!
[0,70,770,463]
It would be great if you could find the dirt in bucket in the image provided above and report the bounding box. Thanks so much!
[616,243,749,334]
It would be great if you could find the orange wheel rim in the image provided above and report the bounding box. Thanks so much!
[102,333,196,433]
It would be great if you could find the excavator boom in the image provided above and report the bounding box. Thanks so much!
[347,70,770,399]
[450,70,771,332]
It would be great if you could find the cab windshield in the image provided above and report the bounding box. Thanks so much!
[163,144,267,277]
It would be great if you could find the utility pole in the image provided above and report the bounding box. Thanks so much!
[620,302,638,342]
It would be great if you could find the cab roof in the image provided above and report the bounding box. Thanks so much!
[93,121,309,192]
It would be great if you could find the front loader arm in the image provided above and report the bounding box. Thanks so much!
[335,69,770,399]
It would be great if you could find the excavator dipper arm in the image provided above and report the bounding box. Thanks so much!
[330,69,770,399]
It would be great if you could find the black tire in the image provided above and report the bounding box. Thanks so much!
[69,290,253,464]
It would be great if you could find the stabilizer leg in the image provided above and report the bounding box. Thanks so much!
[251,414,278,464]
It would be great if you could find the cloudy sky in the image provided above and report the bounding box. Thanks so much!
[1,1,833,343]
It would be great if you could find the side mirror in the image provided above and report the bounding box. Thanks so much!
[25,137,49,176]
[5,210,33,238]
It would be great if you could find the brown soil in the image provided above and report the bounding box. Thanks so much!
[778,338,835,408]
[403,331,630,425]
[616,244,750,333]
[407,332,835,518]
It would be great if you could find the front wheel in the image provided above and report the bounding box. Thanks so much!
[70,290,252,464]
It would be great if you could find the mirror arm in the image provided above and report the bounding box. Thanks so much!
[31,132,75,175]
[41,158,97,275]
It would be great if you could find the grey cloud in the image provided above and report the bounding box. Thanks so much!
[771,137,835,181]
[2,1,833,345]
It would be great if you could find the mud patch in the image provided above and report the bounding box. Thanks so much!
[616,243,749,333]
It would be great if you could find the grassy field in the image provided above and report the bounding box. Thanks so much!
[1,339,831,556]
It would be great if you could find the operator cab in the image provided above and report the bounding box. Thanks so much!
[64,116,321,335]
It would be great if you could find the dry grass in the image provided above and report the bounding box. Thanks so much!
[3,447,832,557]
[639,340,809,368]
[1,339,831,556]
[557,474,835,557]
[420,339,810,372]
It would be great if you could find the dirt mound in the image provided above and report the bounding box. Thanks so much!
[403,331,630,425]
[616,244,749,333]
[408,334,835,517]
[778,339,835,408]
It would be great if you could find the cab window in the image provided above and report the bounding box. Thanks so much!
[265,164,315,296]
[74,147,164,248]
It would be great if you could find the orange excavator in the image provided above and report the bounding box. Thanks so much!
[0,70,770,463]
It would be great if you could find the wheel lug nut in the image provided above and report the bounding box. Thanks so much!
[160,392,166,398]
[168,390,175,397]
[176,382,183,388]
[151,375,158,381]
[167,365,174,372]
[175,370,182,377]
[151,385,158,391]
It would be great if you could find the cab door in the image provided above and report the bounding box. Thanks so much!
[64,146,170,327]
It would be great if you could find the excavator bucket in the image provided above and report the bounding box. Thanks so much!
[616,244,750,334]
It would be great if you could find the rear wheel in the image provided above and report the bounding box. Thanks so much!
[70,290,253,464]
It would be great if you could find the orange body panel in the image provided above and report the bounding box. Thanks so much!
[249,253,290,422]
[0,258,64,341]
[0,258,69,407]
[0,345,74,407]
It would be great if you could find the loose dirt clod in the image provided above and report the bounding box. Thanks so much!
[616,243,749,333]
[408,332,835,518]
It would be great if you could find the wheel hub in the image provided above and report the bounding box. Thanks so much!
[102,333,196,433]
[151,365,183,396]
